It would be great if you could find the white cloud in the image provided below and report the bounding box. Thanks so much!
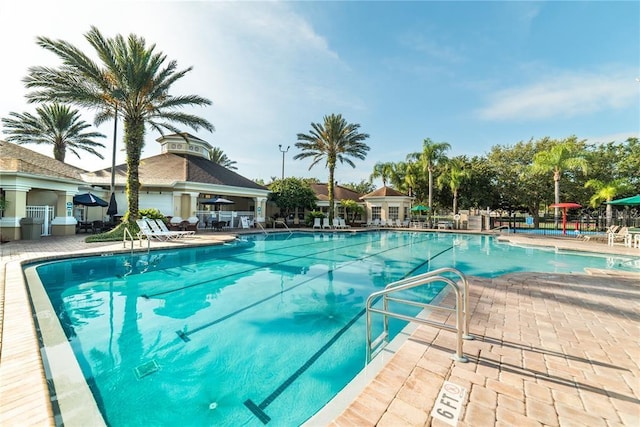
[0,1,355,181]
[477,69,637,121]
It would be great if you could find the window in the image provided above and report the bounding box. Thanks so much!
[389,206,399,220]
[372,206,381,220]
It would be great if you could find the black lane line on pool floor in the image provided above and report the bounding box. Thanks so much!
[142,238,379,299]
[242,243,456,424]
[244,307,366,424]
[175,235,436,342]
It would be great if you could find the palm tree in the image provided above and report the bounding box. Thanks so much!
[532,138,588,225]
[294,113,370,221]
[209,147,237,170]
[23,26,214,222]
[585,178,631,228]
[369,161,395,186]
[437,158,471,215]
[407,138,451,210]
[2,103,106,162]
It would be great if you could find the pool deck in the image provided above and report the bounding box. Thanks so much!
[1,229,639,426]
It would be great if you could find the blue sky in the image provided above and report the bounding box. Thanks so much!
[1,1,638,186]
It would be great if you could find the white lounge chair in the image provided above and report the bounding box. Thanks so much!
[333,217,342,229]
[338,218,351,229]
[322,218,332,229]
[313,218,322,229]
[136,219,172,241]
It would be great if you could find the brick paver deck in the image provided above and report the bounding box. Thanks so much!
[1,231,639,426]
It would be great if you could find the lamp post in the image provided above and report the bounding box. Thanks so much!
[278,144,290,180]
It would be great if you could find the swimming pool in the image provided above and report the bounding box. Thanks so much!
[26,231,638,426]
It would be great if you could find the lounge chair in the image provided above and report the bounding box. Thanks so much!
[322,218,332,229]
[582,225,619,242]
[168,216,183,231]
[608,227,630,246]
[136,219,172,241]
[313,218,322,229]
[339,218,351,229]
[154,219,195,238]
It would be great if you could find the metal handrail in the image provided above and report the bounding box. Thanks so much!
[384,267,472,340]
[123,226,148,253]
[274,220,293,234]
[491,225,511,233]
[365,268,471,364]
[255,221,268,235]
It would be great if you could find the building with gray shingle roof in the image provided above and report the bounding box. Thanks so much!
[0,134,270,241]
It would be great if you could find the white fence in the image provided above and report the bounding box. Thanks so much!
[26,205,54,236]
[194,210,255,229]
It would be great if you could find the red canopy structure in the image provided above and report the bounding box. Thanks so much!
[549,202,581,235]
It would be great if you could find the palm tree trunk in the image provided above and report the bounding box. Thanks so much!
[328,164,335,221]
[124,119,145,222]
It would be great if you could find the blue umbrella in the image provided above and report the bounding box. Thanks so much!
[73,193,108,207]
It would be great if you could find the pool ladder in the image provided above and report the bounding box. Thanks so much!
[365,267,473,364]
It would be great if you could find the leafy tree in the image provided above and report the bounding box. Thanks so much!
[407,138,451,210]
[460,155,500,211]
[268,177,317,218]
[486,139,552,225]
[342,179,376,194]
[340,199,364,222]
[437,157,471,214]
[531,136,588,224]
[2,103,105,162]
[369,161,395,186]
[23,26,213,223]
[341,180,376,195]
[585,178,632,227]
[209,147,237,170]
[294,113,370,220]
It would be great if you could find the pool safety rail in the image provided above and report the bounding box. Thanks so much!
[365,267,473,364]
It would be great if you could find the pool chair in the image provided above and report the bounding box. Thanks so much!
[322,217,332,229]
[581,225,619,242]
[339,218,351,229]
[136,219,172,241]
[313,218,322,229]
[153,219,195,238]
[608,227,630,247]
[168,216,183,231]
[331,217,342,230]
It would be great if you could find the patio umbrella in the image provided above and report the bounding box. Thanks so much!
[201,197,234,206]
[73,193,108,207]
[106,192,118,217]
[411,204,429,213]
[549,202,581,235]
[606,194,640,206]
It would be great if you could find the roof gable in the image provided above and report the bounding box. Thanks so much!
[0,140,86,180]
[362,186,408,198]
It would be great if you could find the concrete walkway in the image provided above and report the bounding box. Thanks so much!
[1,231,639,426]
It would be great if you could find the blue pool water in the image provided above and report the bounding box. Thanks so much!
[31,231,638,426]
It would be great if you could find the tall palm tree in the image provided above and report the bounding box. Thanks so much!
[294,113,370,220]
[532,138,588,225]
[437,158,471,215]
[23,26,214,222]
[369,161,395,186]
[585,178,631,228]
[407,138,451,210]
[209,147,237,170]
[2,103,106,162]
